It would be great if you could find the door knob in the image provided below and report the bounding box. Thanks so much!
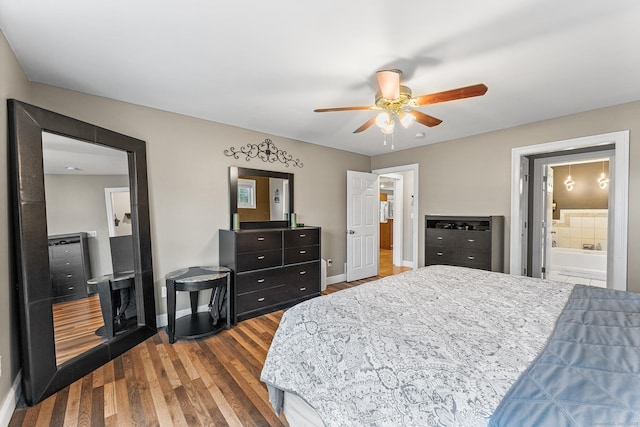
[346,230,355,234]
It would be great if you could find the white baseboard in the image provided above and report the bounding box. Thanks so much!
[327,274,346,285]
[156,305,210,328]
[402,260,415,269]
[0,371,22,427]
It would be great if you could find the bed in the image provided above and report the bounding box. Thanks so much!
[260,265,640,426]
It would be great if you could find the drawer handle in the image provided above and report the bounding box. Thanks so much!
[436,252,443,256]
[300,287,306,291]
[299,250,306,254]
[65,262,71,265]
[257,297,265,302]
[299,234,306,238]
[257,278,265,283]
[257,255,265,260]
[257,237,265,241]
[468,256,475,260]
[66,274,73,278]
[67,286,74,290]
[299,271,307,275]
[468,239,475,242]
[436,236,443,240]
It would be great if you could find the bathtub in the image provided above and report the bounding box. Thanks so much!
[550,247,607,281]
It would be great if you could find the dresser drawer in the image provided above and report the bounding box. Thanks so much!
[50,242,82,259]
[236,231,281,253]
[283,281,319,301]
[455,231,490,249]
[425,247,456,265]
[52,281,85,298]
[283,261,320,287]
[50,257,82,272]
[237,249,282,272]
[284,245,319,265]
[236,269,285,294]
[453,249,490,270]
[51,265,85,286]
[425,229,456,247]
[284,228,320,248]
[236,285,287,313]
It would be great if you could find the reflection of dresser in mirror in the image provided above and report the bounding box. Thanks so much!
[48,232,92,302]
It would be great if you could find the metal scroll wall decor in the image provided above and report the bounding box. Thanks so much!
[224,138,303,168]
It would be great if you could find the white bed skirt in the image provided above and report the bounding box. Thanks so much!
[283,392,324,427]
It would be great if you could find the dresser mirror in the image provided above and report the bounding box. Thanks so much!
[8,100,156,405]
[229,166,294,229]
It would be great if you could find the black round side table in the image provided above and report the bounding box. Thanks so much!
[165,266,231,344]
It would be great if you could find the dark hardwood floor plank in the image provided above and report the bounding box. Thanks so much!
[90,386,105,427]
[77,373,94,427]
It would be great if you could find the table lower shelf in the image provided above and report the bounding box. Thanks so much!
[172,311,229,341]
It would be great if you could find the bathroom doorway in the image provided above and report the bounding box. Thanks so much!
[531,151,613,287]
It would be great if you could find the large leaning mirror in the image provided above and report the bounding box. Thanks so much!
[8,99,156,405]
[228,166,294,229]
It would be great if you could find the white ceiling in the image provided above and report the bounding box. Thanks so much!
[2,0,639,156]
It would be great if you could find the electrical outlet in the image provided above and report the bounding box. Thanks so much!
[327,259,332,267]
[161,287,167,298]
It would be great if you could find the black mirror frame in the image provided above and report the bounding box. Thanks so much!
[229,166,294,229]
[7,99,156,405]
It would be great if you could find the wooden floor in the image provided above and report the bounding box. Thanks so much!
[10,251,409,426]
[53,295,106,366]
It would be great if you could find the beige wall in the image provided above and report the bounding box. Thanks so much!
[0,30,31,414]
[29,83,371,315]
[371,100,640,292]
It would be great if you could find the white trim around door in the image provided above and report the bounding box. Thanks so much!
[510,131,629,291]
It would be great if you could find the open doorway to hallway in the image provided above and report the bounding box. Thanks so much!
[373,164,419,277]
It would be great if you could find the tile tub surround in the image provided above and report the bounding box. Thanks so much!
[551,209,608,251]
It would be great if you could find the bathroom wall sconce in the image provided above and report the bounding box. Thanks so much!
[598,161,609,189]
[552,200,557,211]
[564,165,575,191]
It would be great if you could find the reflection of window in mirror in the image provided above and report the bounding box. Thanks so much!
[238,179,256,209]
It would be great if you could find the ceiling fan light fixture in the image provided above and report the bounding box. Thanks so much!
[375,111,394,133]
[398,110,415,128]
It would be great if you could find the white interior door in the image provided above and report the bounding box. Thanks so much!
[346,170,379,281]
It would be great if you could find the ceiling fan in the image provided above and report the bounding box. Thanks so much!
[314,69,488,135]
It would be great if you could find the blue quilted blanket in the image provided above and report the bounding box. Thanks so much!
[489,284,640,426]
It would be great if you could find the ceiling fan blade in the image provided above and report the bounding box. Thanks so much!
[376,69,401,100]
[314,105,373,112]
[408,110,443,127]
[353,117,377,133]
[414,83,488,106]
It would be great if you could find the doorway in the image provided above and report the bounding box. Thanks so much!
[510,130,629,291]
[372,164,419,273]
[531,153,612,287]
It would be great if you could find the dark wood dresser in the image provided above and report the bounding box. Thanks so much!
[219,226,321,323]
[48,232,92,303]
[425,216,504,272]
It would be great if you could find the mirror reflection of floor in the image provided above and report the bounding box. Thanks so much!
[52,294,106,366]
